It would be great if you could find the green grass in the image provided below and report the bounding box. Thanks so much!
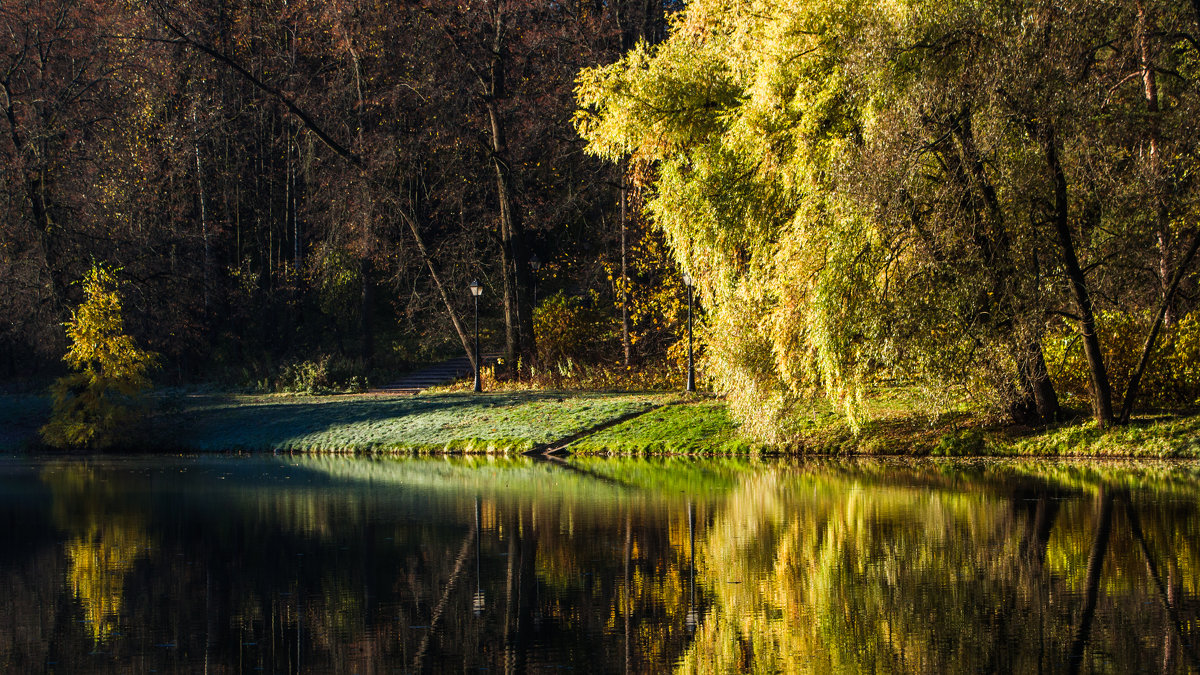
[144,390,673,453]
[994,414,1200,458]
[571,398,759,454]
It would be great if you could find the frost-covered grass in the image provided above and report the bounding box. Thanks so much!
[145,390,671,453]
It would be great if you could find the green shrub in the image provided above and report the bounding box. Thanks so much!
[1044,311,1200,411]
[533,291,611,366]
[275,354,367,394]
[931,429,985,456]
[41,264,158,449]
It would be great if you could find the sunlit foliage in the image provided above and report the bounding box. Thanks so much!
[41,263,158,449]
[578,0,1200,436]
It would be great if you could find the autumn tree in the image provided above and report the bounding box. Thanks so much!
[576,0,1200,438]
[41,263,158,449]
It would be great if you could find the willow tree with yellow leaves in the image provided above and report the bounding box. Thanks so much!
[576,0,1200,439]
[41,264,159,449]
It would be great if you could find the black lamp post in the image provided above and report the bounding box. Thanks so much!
[529,253,542,309]
[683,273,696,392]
[470,280,483,392]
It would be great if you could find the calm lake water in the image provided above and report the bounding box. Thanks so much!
[1,454,1199,673]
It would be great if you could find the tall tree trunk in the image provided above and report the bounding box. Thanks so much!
[489,102,522,370]
[484,8,534,372]
[1043,126,1113,426]
[952,112,1061,423]
[1139,0,1173,324]
[1016,339,1061,424]
[192,106,211,310]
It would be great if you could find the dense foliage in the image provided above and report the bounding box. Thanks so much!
[577,0,1200,439]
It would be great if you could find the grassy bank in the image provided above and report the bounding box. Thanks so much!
[565,393,1200,458]
[3,387,1198,457]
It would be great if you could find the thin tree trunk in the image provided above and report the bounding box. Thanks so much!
[490,103,521,370]
[1139,0,1173,324]
[193,106,211,310]
[1044,126,1113,425]
[620,165,631,367]
[1120,230,1200,421]
[347,47,377,365]
[2,81,63,312]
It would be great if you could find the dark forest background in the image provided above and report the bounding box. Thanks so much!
[0,0,684,389]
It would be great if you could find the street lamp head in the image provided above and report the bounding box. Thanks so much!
[469,279,483,297]
[529,253,542,271]
[682,273,693,287]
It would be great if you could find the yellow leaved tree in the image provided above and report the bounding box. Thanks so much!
[41,263,158,449]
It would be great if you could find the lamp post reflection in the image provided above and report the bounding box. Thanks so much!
[474,496,485,616]
[686,501,698,633]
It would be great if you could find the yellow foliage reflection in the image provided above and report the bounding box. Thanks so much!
[44,463,152,644]
[65,524,150,643]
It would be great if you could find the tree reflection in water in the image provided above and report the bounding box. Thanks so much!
[0,457,1196,672]
[46,463,152,645]
[679,462,1200,674]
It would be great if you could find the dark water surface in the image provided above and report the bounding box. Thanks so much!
[2,455,1199,673]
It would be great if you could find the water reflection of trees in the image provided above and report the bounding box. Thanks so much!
[0,458,710,672]
[679,463,1200,674]
[2,458,1200,672]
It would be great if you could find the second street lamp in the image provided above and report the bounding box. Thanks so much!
[529,253,542,309]
[470,280,483,392]
[683,273,696,392]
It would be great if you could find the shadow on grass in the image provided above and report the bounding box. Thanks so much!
[145,391,656,452]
